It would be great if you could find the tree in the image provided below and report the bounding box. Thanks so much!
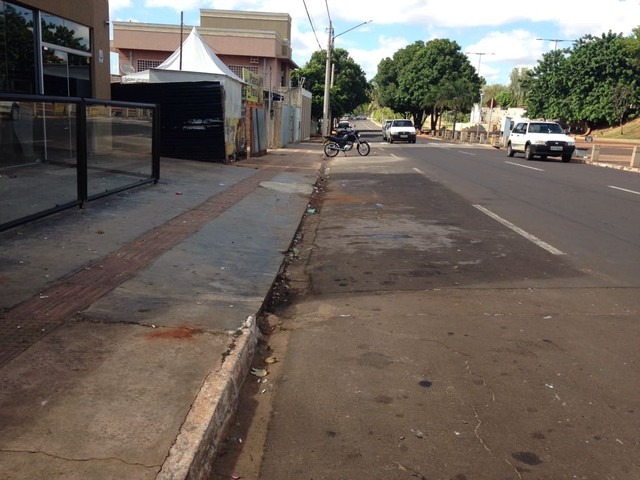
[440,78,478,134]
[508,68,529,107]
[495,91,514,108]
[524,48,572,121]
[565,32,638,129]
[292,48,368,124]
[292,51,326,120]
[612,82,636,133]
[524,31,640,131]
[374,39,481,130]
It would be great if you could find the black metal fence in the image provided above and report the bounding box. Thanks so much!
[0,94,160,232]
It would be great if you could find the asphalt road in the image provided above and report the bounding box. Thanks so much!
[212,131,640,480]
[371,132,640,286]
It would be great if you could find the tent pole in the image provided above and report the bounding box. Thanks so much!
[179,11,183,70]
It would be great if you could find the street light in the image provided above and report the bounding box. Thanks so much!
[536,38,575,50]
[467,51,494,78]
[468,52,493,142]
[322,20,372,137]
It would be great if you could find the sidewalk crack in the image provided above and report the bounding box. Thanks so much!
[1,448,160,469]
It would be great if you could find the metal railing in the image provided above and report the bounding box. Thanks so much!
[0,94,159,232]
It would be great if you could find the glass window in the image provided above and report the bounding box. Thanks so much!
[0,1,36,93]
[43,47,91,97]
[41,12,90,53]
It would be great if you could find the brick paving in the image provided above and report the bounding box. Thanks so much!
[0,167,279,368]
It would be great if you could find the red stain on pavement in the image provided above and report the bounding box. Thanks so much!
[145,326,201,340]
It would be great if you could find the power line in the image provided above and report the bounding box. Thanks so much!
[301,0,322,50]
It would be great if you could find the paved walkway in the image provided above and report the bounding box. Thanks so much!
[0,143,324,479]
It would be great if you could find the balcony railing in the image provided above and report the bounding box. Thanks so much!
[0,94,159,232]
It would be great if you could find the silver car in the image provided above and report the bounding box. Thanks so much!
[382,120,392,141]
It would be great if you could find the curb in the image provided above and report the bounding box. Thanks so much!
[156,316,260,480]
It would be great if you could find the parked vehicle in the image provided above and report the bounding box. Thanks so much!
[387,119,417,143]
[323,130,370,157]
[381,120,392,141]
[334,121,353,136]
[507,121,575,162]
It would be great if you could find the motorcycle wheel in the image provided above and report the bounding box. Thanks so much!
[324,142,339,157]
[357,141,370,156]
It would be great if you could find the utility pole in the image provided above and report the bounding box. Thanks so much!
[322,20,333,137]
[468,52,493,140]
[321,20,372,138]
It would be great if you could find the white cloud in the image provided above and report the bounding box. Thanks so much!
[110,0,640,85]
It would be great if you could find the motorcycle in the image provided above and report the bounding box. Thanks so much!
[323,129,370,157]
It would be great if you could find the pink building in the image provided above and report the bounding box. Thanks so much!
[112,9,297,91]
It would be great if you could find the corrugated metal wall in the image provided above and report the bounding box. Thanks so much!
[112,81,226,162]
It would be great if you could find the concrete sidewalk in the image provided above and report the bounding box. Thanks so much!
[0,142,324,479]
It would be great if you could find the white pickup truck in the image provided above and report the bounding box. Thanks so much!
[507,121,576,162]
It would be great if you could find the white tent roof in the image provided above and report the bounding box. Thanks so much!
[156,27,244,83]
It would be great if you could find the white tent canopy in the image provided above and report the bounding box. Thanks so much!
[156,27,243,81]
[122,27,245,118]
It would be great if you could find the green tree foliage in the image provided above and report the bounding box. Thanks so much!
[524,49,572,121]
[508,68,529,107]
[525,32,640,131]
[292,48,368,123]
[440,77,478,133]
[495,91,514,108]
[374,39,482,130]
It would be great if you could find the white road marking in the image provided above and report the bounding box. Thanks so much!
[458,151,476,156]
[473,205,565,256]
[413,167,439,182]
[505,161,544,171]
[609,185,640,196]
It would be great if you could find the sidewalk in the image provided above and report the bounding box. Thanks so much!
[0,142,324,479]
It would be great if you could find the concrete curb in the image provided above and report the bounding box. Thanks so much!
[156,316,259,480]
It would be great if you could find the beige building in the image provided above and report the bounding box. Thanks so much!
[112,9,298,92]
[0,0,111,99]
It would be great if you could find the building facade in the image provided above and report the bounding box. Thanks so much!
[0,0,111,99]
[112,9,297,92]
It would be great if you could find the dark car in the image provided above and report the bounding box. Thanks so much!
[334,121,353,136]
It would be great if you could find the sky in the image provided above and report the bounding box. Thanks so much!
[109,0,640,85]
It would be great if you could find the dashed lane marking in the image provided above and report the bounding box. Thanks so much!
[473,204,565,256]
[505,161,545,171]
[609,185,640,196]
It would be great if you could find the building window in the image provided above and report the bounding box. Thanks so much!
[0,1,36,93]
[41,12,91,53]
[137,59,162,71]
[0,1,93,97]
[41,11,92,97]
[229,65,258,78]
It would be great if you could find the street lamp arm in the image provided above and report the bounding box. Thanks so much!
[333,20,372,40]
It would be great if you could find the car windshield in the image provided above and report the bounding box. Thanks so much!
[394,120,412,127]
[530,123,563,134]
